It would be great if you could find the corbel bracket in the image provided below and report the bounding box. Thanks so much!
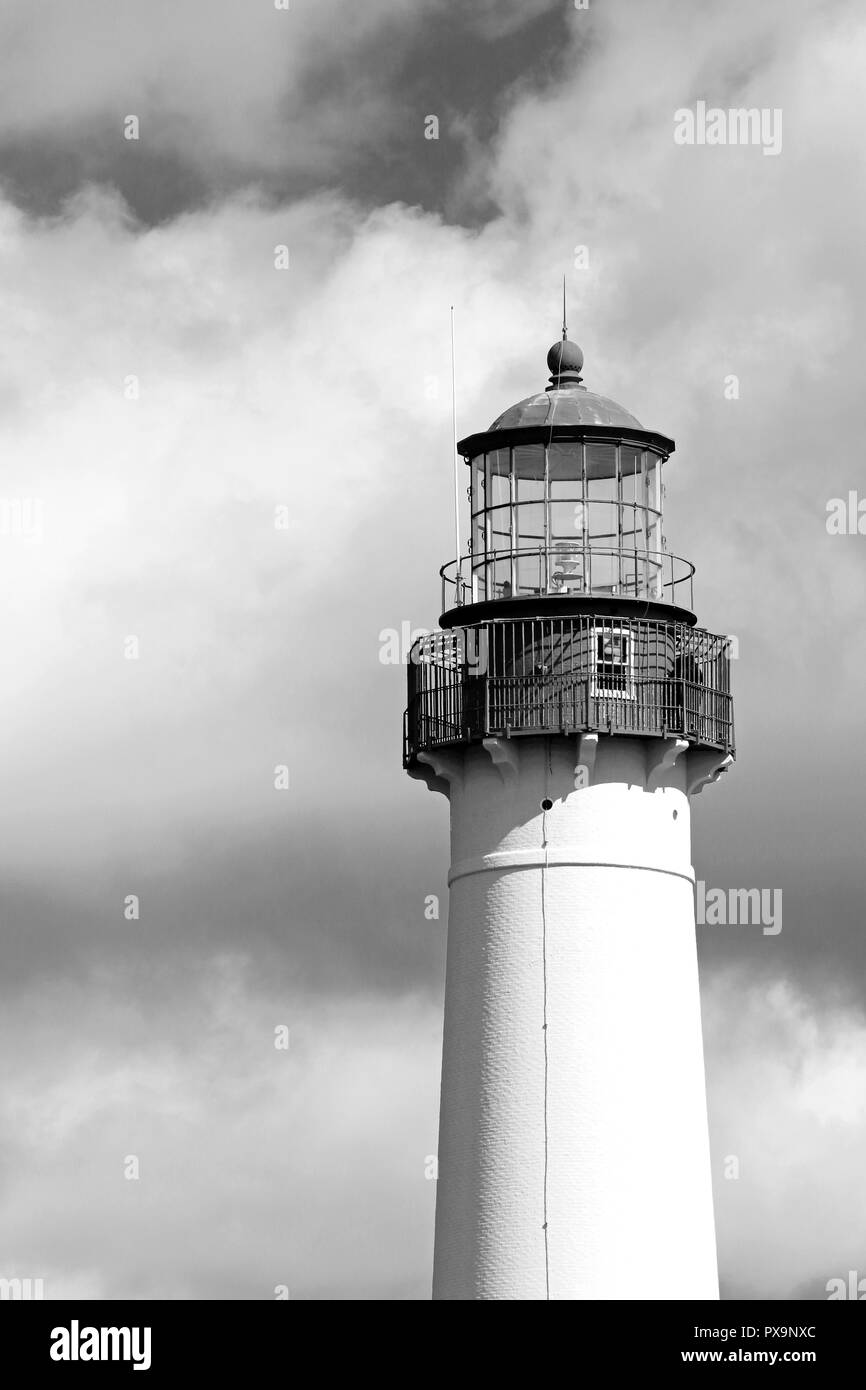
[687,750,734,798]
[481,737,521,785]
[646,737,689,793]
[409,748,465,799]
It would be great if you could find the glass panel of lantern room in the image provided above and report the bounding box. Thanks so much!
[488,448,511,506]
[486,448,512,597]
[620,445,640,518]
[548,441,584,527]
[548,440,584,496]
[587,443,622,593]
[619,445,642,595]
[644,450,664,598]
[490,552,513,599]
[471,457,485,516]
[547,440,585,593]
[644,451,662,544]
[635,445,649,594]
[512,443,545,594]
[513,445,545,506]
[471,458,486,599]
[585,443,618,532]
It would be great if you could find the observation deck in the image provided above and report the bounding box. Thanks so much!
[404,614,734,766]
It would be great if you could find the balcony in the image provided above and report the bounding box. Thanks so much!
[441,546,695,615]
[404,615,734,765]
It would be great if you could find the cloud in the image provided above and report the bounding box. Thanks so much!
[0,0,864,1300]
[0,955,441,1298]
[0,184,479,1016]
[707,971,866,1300]
[0,0,424,174]
[468,0,866,1007]
[0,1,575,223]
[468,0,564,39]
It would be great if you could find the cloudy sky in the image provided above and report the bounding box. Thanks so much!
[0,0,864,1300]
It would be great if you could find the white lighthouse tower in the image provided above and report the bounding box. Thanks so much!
[404,327,734,1301]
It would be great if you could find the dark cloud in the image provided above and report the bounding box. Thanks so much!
[0,0,864,1301]
[0,0,569,225]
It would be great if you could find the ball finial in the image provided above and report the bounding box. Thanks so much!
[547,338,584,385]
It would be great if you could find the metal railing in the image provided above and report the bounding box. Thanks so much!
[440,546,695,612]
[404,615,734,763]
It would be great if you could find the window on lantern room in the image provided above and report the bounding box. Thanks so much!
[620,445,642,551]
[490,553,513,599]
[485,449,512,558]
[471,459,485,561]
[489,515,512,553]
[620,445,640,495]
[585,442,619,551]
[487,449,511,506]
[550,500,584,542]
[621,504,641,547]
[512,444,545,554]
[513,445,544,508]
[472,461,485,516]
[644,451,662,554]
[585,442,617,482]
[620,445,639,508]
[548,441,583,496]
[547,441,583,550]
[515,549,542,595]
[513,443,544,487]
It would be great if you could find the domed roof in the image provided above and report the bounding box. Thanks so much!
[490,388,643,431]
[488,337,644,431]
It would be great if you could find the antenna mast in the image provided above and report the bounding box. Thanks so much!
[450,306,461,594]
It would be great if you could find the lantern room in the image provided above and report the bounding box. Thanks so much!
[442,339,695,621]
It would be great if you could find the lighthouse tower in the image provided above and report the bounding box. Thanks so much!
[404,327,735,1301]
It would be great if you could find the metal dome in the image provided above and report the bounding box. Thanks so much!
[488,338,644,431]
[489,387,644,431]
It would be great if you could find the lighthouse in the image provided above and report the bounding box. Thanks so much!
[404,325,735,1301]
